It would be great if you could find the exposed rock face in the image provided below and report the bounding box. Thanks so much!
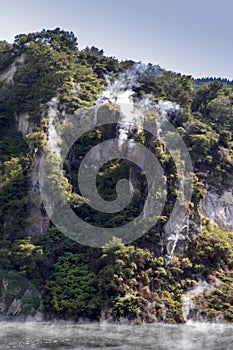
[0,271,40,318]
[1,57,50,237]
[6,299,22,316]
[0,55,25,83]
[27,154,50,236]
[15,112,33,135]
[201,189,233,231]
[15,111,50,236]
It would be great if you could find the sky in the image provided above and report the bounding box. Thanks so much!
[0,0,233,79]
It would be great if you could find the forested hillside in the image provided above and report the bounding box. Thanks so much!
[0,28,232,323]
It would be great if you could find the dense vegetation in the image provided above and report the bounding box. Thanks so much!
[0,28,232,323]
[195,77,233,87]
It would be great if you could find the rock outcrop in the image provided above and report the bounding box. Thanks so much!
[201,189,233,231]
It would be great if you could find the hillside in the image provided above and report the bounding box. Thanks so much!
[0,28,233,323]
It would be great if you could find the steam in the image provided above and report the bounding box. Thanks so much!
[95,62,180,133]
[94,63,187,258]
[182,281,215,322]
[47,97,62,157]
[0,321,231,349]
[158,100,180,120]
[42,63,193,253]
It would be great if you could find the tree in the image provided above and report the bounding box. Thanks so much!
[43,252,101,319]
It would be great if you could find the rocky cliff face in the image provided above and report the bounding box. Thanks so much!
[0,270,40,318]
[16,111,50,236]
[26,153,50,236]
[15,112,32,135]
[201,189,233,231]
[0,55,25,84]
[0,57,50,237]
[1,58,232,247]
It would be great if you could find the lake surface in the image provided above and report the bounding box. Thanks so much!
[0,321,232,350]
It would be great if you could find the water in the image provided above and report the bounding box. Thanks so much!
[0,321,232,350]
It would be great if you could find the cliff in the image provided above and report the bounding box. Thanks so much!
[0,28,232,322]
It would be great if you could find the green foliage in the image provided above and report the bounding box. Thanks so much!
[0,41,15,71]
[10,239,43,280]
[14,28,78,55]
[0,28,233,323]
[188,223,233,273]
[9,41,76,119]
[183,221,233,321]
[43,252,101,319]
[77,46,120,79]
[0,157,29,255]
[113,294,146,318]
[25,131,47,153]
[41,226,76,258]
[0,129,29,160]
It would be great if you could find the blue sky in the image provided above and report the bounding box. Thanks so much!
[0,0,232,78]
